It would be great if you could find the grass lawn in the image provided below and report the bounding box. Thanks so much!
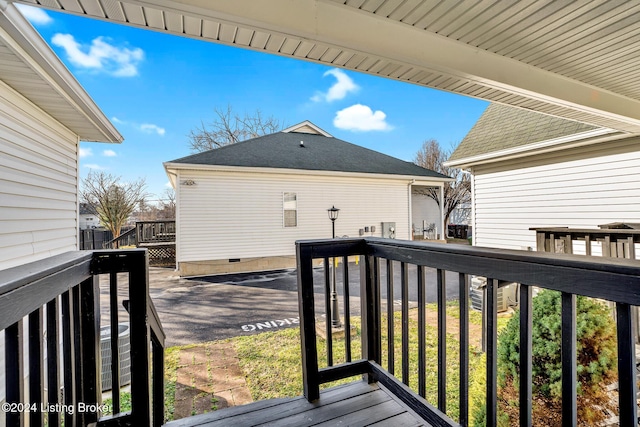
[164,301,510,423]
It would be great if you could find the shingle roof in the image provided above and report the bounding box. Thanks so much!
[79,203,97,215]
[449,103,599,162]
[167,131,449,179]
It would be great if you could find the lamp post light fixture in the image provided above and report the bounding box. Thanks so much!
[327,206,341,328]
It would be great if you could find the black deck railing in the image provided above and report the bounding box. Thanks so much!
[0,249,165,427]
[296,237,640,427]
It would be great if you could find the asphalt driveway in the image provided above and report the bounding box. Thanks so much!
[139,263,461,347]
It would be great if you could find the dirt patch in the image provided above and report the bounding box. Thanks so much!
[411,307,484,349]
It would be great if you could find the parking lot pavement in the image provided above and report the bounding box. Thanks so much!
[103,264,461,347]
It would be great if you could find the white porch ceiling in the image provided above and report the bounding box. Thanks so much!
[14,0,640,133]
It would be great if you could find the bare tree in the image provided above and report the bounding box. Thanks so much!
[188,105,284,152]
[414,139,471,229]
[80,171,148,243]
[157,188,176,219]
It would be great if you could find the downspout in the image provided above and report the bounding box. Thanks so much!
[439,184,445,240]
[76,136,81,250]
[175,170,180,273]
[408,179,415,240]
[470,169,476,246]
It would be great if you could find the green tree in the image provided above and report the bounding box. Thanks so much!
[81,171,148,244]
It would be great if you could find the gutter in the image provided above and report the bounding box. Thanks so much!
[0,2,122,143]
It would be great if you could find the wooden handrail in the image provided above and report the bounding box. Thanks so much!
[102,227,136,249]
[530,226,640,258]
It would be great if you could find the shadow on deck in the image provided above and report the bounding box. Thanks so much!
[164,381,429,427]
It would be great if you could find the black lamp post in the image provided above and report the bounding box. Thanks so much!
[327,206,341,328]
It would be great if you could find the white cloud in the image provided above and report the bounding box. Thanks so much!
[84,164,107,170]
[16,4,53,25]
[103,149,117,157]
[165,182,173,188]
[110,117,166,136]
[51,34,144,77]
[139,123,166,136]
[311,69,359,102]
[79,147,93,158]
[333,104,393,132]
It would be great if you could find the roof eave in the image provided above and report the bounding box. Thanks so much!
[163,161,453,182]
[0,3,122,143]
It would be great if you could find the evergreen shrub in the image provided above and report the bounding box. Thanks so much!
[474,290,617,426]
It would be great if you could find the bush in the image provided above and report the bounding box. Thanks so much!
[496,290,617,425]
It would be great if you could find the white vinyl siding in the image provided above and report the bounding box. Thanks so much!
[471,138,640,251]
[411,193,442,235]
[176,170,412,262]
[0,80,79,270]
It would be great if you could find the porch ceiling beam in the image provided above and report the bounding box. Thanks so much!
[121,0,640,128]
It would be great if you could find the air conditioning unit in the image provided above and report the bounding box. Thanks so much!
[100,323,132,392]
[470,276,518,312]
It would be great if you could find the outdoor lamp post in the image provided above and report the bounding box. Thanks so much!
[327,206,342,328]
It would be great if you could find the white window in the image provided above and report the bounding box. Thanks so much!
[283,193,297,227]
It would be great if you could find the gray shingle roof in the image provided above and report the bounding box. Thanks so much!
[449,103,599,162]
[168,131,449,179]
[79,203,97,215]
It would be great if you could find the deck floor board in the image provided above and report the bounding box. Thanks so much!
[163,381,432,427]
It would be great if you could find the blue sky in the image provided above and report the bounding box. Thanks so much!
[18,4,488,202]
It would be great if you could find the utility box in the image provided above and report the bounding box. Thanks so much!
[381,222,396,239]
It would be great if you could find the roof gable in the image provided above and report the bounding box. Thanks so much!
[282,120,332,137]
[166,123,449,179]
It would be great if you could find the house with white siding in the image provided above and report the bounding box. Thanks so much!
[0,3,121,271]
[164,121,450,276]
[446,103,637,252]
[0,2,120,410]
[79,203,101,229]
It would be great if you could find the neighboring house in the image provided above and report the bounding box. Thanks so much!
[446,103,637,251]
[0,2,120,410]
[0,4,121,272]
[164,121,451,276]
[79,203,100,229]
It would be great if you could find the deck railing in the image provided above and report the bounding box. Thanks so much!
[136,220,176,245]
[103,227,136,249]
[296,237,640,427]
[531,227,640,259]
[103,221,176,250]
[0,249,165,427]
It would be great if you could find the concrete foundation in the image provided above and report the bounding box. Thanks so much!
[179,254,362,277]
[179,255,298,277]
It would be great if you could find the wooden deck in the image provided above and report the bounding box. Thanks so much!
[163,381,431,427]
